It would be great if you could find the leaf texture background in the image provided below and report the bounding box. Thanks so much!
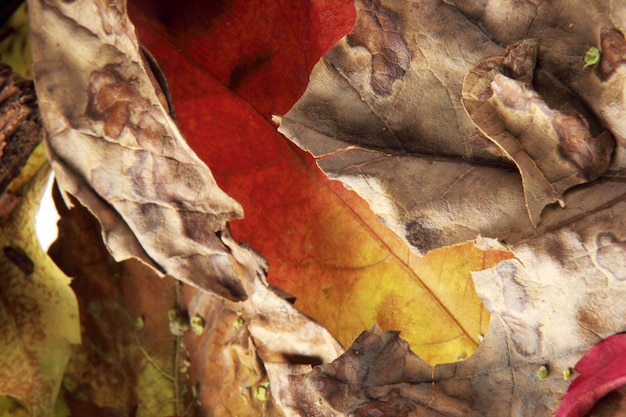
[14,0,626,415]
[273,0,626,414]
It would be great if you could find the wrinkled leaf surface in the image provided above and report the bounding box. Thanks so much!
[29,0,264,301]
[280,0,626,250]
[276,0,626,415]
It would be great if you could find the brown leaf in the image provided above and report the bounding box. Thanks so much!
[27,0,264,301]
[273,321,580,416]
[49,191,200,417]
[271,191,626,415]
[279,0,626,250]
[282,177,625,416]
[51,174,338,417]
[27,1,347,415]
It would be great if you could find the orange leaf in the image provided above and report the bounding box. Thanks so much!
[130,0,513,364]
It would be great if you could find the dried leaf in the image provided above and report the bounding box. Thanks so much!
[180,278,342,417]
[0,164,80,416]
[271,209,626,415]
[51,199,343,417]
[279,0,626,252]
[22,0,626,415]
[28,0,264,301]
[274,0,626,415]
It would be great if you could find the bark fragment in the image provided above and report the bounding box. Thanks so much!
[0,63,41,196]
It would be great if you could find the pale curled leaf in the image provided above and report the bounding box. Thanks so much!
[461,39,613,225]
[28,0,261,300]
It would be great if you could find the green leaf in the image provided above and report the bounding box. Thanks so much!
[584,46,600,67]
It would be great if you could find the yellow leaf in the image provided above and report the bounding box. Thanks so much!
[271,183,513,365]
[0,164,80,415]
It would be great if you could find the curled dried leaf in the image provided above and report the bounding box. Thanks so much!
[462,39,614,225]
[181,276,343,416]
[28,0,265,300]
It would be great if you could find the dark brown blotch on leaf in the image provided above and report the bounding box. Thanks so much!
[353,398,416,417]
[3,245,34,275]
[599,28,626,80]
[132,203,164,233]
[86,65,136,139]
[405,218,442,254]
[503,38,539,83]
[347,0,411,96]
[228,51,272,91]
[181,211,223,242]
[552,113,614,180]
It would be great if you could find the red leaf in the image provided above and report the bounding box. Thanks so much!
[555,333,626,417]
[128,0,355,119]
[127,0,508,362]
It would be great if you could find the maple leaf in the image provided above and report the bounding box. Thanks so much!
[555,333,626,417]
[128,0,512,365]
